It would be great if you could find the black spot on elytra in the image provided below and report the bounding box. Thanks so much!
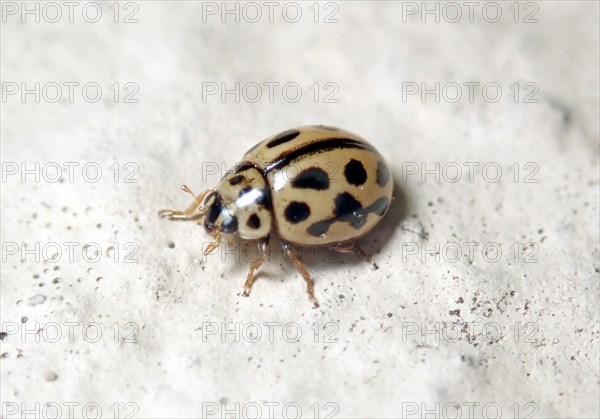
[229,175,245,185]
[306,194,390,237]
[221,215,238,234]
[247,214,261,229]
[263,138,376,174]
[369,197,389,216]
[284,201,311,224]
[344,159,367,186]
[292,167,330,190]
[334,192,362,219]
[376,161,389,186]
[266,130,301,148]
[307,221,330,237]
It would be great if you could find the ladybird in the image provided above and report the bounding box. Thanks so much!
[159,125,393,308]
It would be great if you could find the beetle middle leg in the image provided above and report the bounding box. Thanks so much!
[330,242,379,270]
[158,185,214,220]
[282,242,319,309]
[242,237,270,297]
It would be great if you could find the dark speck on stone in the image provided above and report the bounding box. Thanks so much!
[387,313,393,318]
[168,242,175,249]
[449,309,461,316]
[44,371,58,382]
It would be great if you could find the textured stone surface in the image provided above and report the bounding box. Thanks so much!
[1,2,598,418]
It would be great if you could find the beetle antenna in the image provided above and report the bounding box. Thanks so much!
[158,187,214,220]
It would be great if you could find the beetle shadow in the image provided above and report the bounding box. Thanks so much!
[358,173,411,255]
[294,173,411,273]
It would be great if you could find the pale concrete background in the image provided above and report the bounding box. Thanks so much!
[1,1,599,418]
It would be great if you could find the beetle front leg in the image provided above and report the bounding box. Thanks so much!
[204,232,222,256]
[242,236,270,297]
[282,242,319,309]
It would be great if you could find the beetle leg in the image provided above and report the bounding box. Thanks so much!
[204,233,222,256]
[242,237,270,297]
[330,243,379,270]
[282,242,319,309]
[158,186,214,220]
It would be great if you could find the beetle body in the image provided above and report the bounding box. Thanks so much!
[160,125,393,308]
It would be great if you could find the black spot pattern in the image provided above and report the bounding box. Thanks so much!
[266,130,301,148]
[376,161,389,186]
[284,201,311,224]
[334,192,362,219]
[306,194,390,237]
[292,167,330,190]
[344,159,367,186]
[221,215,238,234]
[247,214,261,229]
[263,138,376,174]
[369,197,389,216]
[229,175,244,185]
[307,221,330,237]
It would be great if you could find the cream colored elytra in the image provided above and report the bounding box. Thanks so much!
[159,125,394,308]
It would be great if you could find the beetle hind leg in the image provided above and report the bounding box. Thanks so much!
[330,243,379,270]
[282,242,319,309]
[242,237,270,297]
